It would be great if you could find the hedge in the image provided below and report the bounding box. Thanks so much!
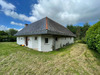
[0,36,16,42]
[86,21,100,53]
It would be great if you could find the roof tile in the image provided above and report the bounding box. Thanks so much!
[15,17,76,37]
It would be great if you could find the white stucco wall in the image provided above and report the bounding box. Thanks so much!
[17,37,25,45]
[38,36,74,51]
[54,37,74,50]
[17,35,74,52]
[26,35,53,52]
[27,36,38,50]
[38,35,42,51]
[41,35,53,52]
[27,36,32,48]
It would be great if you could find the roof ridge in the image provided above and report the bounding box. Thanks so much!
[46,17,48,29]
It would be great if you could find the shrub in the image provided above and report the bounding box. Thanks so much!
[76,38,86,44]
[81,37,86,44]
[86,21,100,53]
[76,40,83,43]
[0,36,16,42]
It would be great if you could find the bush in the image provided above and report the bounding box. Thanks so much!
[76,40,83,43]
[0,36,16,42]
[86,21,100,53]
[76,38,86,44]
[81,37,86,44]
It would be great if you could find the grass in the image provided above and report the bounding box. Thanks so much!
[0,42,100,75]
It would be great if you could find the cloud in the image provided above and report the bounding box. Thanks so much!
[11,21,24,26]
[0,25,22,31]
[0,0,100,26]
[18,28,22,31]
[31,0,100,25]
[0,25,9,31]
[0,0,15,10]
[0,0,37,22]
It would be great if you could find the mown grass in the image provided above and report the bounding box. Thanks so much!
[0,42,100,75]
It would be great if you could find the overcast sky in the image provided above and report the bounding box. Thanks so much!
[0,0,100,30]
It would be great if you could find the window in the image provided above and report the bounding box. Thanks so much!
[35,37,37,40]
[45,38,48,43]
[55,37,58,41]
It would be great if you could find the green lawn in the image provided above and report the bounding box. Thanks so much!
[0,42,100,75]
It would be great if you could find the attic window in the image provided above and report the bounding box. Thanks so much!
[45,38,48,43]
[35,37,37,40]
[55,37,58,41]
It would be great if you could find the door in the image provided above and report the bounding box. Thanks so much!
[25,37,28,46]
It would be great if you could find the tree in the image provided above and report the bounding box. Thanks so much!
[67,25,77,34]
[67,23,90,40]
[0,31,8,35]
[67,25,81,39]
[81,23,90,38]
[76,26,81,39]
[6,29,18,36]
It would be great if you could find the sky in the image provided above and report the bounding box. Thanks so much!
[0,0,100,31]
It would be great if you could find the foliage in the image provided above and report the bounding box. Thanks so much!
[0,29,17,42]
[0,31,8,35]
[67,23,90,40]
[76,38,86,44]
[86,21,100,53]
[67,25,77,34]
[81,23,90,38]
[81,37,86,44]
[0,36,16,42]
[6,29,18,36]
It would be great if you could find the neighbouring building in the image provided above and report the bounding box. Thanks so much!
[15,17,76,52]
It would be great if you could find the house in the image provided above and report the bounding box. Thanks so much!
[15,17,76,52]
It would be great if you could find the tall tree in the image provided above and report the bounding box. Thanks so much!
[0,31,8,35]
[81,23,90,38]
[6,29,18,36]
[76,26,81,39]
[67,23,90,40]
[67,25,76,34]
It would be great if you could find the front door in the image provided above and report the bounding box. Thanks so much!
[25,37,28,46]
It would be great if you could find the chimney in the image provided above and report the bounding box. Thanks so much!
[25,24,28,27]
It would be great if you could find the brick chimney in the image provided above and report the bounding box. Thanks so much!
[25,24,28,27]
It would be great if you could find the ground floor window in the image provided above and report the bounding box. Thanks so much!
[21,37,23,40]
[55,37,58,41]
[45,38,48,43]
[35,37,37,40]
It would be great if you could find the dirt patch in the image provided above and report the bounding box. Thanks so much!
[70,43,86,57]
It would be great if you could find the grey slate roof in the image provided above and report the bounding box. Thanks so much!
[15,17,76,37]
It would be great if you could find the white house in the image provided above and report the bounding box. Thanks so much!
[15,17,76,52]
